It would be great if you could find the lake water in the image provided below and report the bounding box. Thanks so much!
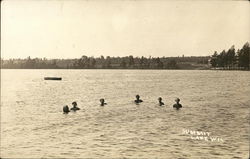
[1,69,249,158]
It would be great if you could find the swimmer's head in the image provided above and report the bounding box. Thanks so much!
[100,98,105,103]
[136,95,140,99]
[72,101,77,106]
[175,98,180,102]
[158,97,162,101]
[63,105,69,112]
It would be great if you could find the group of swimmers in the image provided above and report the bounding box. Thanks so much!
[63,101,80,113]
[63,95,182,114]
[135,95,182,109]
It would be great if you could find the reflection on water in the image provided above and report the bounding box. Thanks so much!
[1,69,249,158]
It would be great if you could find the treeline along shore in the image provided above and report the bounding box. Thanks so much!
[0,56,210,70]
[210,42,250,70]
[1,42,249,70]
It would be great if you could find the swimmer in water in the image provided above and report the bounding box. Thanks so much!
[100,98,107,106]
[70,101,80,111]
[158,97,164,106]
[173,98,182,110]
[134,95,143,104]
[63,105,70,114]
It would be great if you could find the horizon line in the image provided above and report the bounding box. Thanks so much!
[0,55,211,60]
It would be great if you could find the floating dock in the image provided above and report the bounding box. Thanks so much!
[44,77,62,80]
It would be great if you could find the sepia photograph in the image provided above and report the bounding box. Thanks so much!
[1,0,250,158]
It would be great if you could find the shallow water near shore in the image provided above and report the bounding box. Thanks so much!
[1,69,249,158]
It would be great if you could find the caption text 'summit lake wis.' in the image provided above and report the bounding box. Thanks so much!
[1,69,249,158]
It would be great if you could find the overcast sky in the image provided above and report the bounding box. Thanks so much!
[1,0,250,59]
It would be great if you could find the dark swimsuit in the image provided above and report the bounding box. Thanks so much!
[100,103,107,106]
[173,103,182,109]
[159,102,164,106]
[135,99,143,104]
[70,107,80,111]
